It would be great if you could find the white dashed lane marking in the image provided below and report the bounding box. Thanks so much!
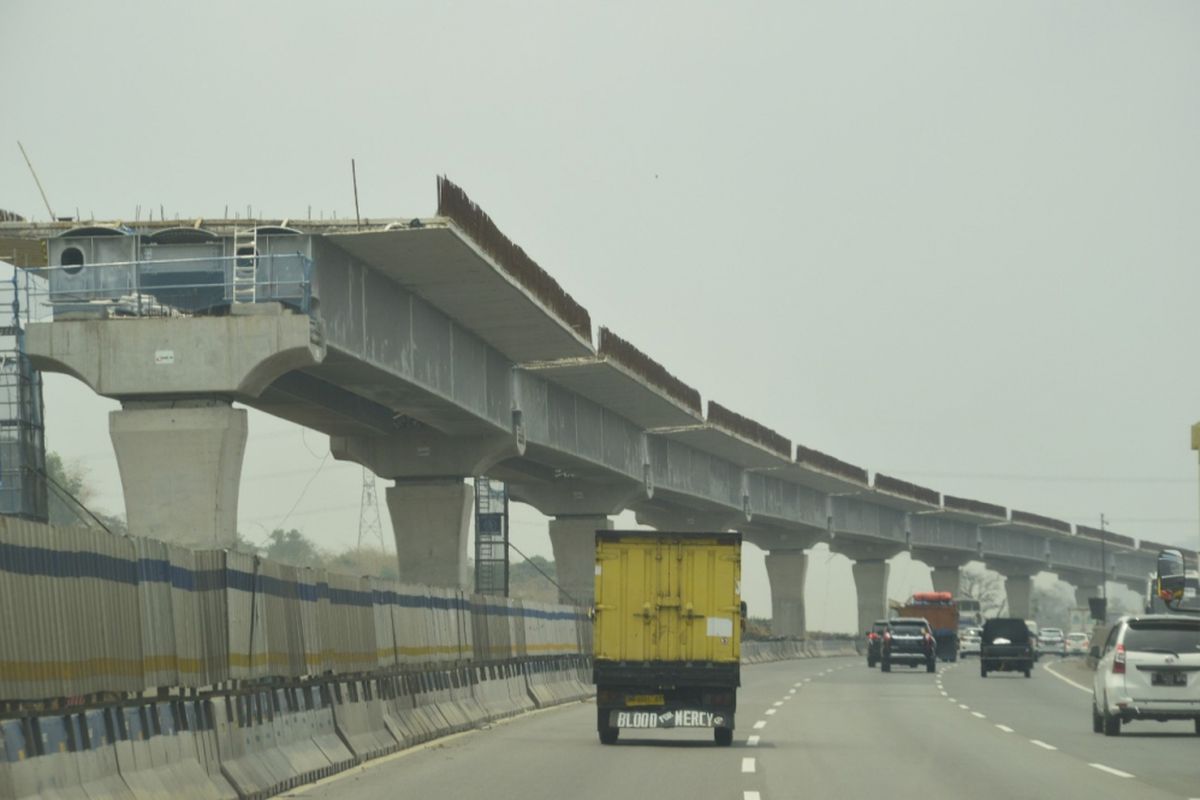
[742,757,756,773]
[765,709,777,716]
[1030,740,1057,751]
[753,720,766,730]
[995,724,1014,733]
[744,792,762,800]
[773,701,783,707]
[971,712,986,719]
[958,704,970,710]
[747,735,760,747]
[1088,763,1134,778]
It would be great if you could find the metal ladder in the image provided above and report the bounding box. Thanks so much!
[232,228,258,304]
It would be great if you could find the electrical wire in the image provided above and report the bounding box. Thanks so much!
[33,466,114,535]
[506,538,579,606]
[273,451,330,532]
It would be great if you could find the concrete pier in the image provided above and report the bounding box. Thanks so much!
[387,479,473,588]
[765,550,808,638]
[110,399,247,548]
[547,515,613,606]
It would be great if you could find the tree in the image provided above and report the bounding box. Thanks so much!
[960,563,1008,618]
[44,450,127,534]
[262,528,325,568]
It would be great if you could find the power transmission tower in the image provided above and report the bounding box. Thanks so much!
[357,467,385,551]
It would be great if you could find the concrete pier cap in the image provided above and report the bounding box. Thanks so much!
[507,477,648,607]
[829,537,907,635]
[332,424,525,590]
[27,308,326,549]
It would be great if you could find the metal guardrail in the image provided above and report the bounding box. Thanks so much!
[21,252,314,319]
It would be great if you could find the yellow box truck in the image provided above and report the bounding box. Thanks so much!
[593,530,742,746]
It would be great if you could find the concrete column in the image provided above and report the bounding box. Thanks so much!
[852,560,890,635]
[930,565,961,595]
[1005,574,1033,619]
[765,551,808,638]
[548,515,613,607]
[386,479,473,589]
[110,399,247,548]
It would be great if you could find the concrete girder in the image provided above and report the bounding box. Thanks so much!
[745,470,828,535]
[27,308,325,399]
[829,495,908,551]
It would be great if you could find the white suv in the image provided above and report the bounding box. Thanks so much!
[1092,614,1200,736]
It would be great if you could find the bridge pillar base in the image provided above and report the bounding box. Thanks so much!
[765,551,808,638]
[852,560,890,635]
[386,479,473,589]
[548,515,612,607]
[110,399,246,548]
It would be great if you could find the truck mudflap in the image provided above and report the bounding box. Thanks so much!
[609,709,732,729]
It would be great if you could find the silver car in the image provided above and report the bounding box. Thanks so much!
[959,627,982,657]
[1040,627,1067,657]
[1092,614,1200,736]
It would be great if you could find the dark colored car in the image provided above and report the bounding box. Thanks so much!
[881,618,936,673]
[980,618,1034,678]
[866,619,888,668]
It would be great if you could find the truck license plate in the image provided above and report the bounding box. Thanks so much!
[611,710,727,729]
[1151,671,1188,687]
[626,694,664,707]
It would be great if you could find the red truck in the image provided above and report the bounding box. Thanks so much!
[897,592,960,662]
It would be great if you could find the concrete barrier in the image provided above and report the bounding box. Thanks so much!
[0,713,134,800]
[328,681,400,763]
[113,703,237,799]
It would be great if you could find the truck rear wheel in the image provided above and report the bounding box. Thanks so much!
[714,727,733,747]
[598,709,618,745]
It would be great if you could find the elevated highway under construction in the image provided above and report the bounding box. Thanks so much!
[0,177,1166,638]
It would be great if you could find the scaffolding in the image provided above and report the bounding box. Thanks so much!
[474,477,509,596]
[0,264,47,521]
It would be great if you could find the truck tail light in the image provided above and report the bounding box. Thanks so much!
[1113,644,1126,675]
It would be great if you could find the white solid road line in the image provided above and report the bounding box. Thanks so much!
[753,720,766,729]
[1042,660,1092,694]
[742,757,756,773]
[971,712,986,719]
[1088,763,1134,779]
[747,735,760,747]
[744,792,762,800]
[995,724,1014,733]
[1030,740,1057,751]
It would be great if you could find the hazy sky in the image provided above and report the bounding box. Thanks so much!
[3,1,1196,628]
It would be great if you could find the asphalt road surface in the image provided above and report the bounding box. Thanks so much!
[282,655,1198,800]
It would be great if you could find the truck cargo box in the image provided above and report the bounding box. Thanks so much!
[592,530,742,746]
